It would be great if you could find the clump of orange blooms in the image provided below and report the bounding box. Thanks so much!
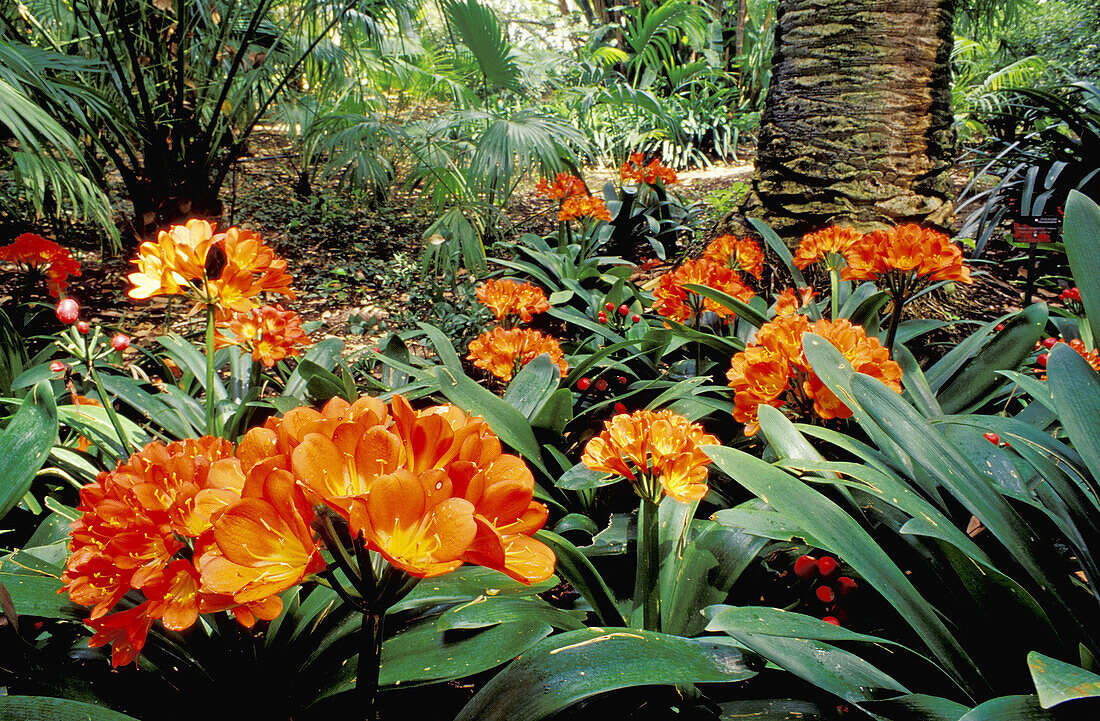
[842,224,972,286]
[559,193,612,222]
[727,317,902,435]
[651,258,755,325]
[703,235,765,279]
[535,172,587,201]
[0,232,81,298]
[476,278,551,325]
[581,409,718,504]
[63,394,554,667]
[793,226,863,271]
[467,327,568,381]
[620,153,678,186]
[214,304,312,367]
[128,219,295,316]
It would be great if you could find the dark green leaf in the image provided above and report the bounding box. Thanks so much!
[0,383,57,519]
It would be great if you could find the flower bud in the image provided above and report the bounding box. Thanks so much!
[56,298,80,324]
[111,334,130,352]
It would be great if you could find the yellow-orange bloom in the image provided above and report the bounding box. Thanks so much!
[127,219,295,314]
[468,327,568,382]
[727,317,902,435]
[535,172,587,201]
[793,226,863,271]
[0,233,81,298]
[620,153,678,186]
[1038,338,1100,380]
[841,224,973,285]
[559,193,612,222]
[703,235,764,279]
[651,258,755,325]
[215,304,312,367]
[476,278,551,324]
[581,409,718,503]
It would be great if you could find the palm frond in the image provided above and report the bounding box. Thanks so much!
[440,0,520,95]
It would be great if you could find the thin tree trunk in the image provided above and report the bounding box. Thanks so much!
[741,0,957,243]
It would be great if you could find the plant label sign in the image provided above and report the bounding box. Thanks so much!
[1012,216,1060,244]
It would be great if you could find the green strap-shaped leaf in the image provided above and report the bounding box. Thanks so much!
[682,283,769,328]
[1028,651,1100,709]
[704,444,985,697]
[1047,342,1100,488]
[453,627,756,721]
[863,693,969,721]
[956,694,1056,720]
[535,530,626,627]
[1063,190,1100,344]
[0,382,57,519]
[0,696,140,720]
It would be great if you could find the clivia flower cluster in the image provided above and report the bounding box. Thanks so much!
[619,153,678,187]
[1034,337,1100,380]
[727,316,903,435]
[62,394,555,667]
[703,234,765,279]
[581,409,718,504]
[468,278,566,382]
[213,303,312,367]
[535,172,611,223]
[0,232,82,298]
[651,258,755,326]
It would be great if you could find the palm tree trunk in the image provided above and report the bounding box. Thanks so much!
[742,0,957,242]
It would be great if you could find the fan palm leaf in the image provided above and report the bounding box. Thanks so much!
[439,0,520,95]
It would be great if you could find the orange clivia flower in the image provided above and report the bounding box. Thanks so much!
[127,219,295,315]
[467,327,568,381]
[475,278,551,324]
[620,153,678,186]
[62,436,247,666]
[0,233,81,298]
[841,224,973,285]
[793,226,863,271]
[651,258,755,325]
[703,235,764,279]
[559,193,612,222]
[581,409,718,504]
[215,304,312,367]
[535,172,587,201]
[727,317,902,435]
[773,286,817,318]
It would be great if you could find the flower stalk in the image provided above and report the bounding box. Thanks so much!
[204,303,219,436]
[633,496,661,632]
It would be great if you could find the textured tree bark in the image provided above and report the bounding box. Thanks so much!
[741,0,957,242]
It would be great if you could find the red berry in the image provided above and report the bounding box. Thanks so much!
[594,378,608,392]
[995,324,1004,331]
[817,556,839,578]
[1043,337,1058,349]
[631,313,641,323]
[50,361,67,373]
[816,585,836,603]
[793,555,818,579]
[1037,353,1049,368]
[111,334,130,352]
[836,576,858,597]
[822,616,840,626]
[983,432,1000,444]
[56,298,79,324]
[605,302,615,312]
[618,304,630,316]
[76,321,90,334]
[597,312,607,323]
[832,606,849,623]
[577,378,591,391]
[613,402,627,414]
[617,376,628,385]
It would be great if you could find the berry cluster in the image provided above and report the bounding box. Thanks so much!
[596,301,641,328]
[1060,286,1083,312]
[575,373,630,415]
[793,554,858,626]
[55,298,129,351]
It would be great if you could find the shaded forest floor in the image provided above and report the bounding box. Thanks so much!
[1,128,1070,364]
